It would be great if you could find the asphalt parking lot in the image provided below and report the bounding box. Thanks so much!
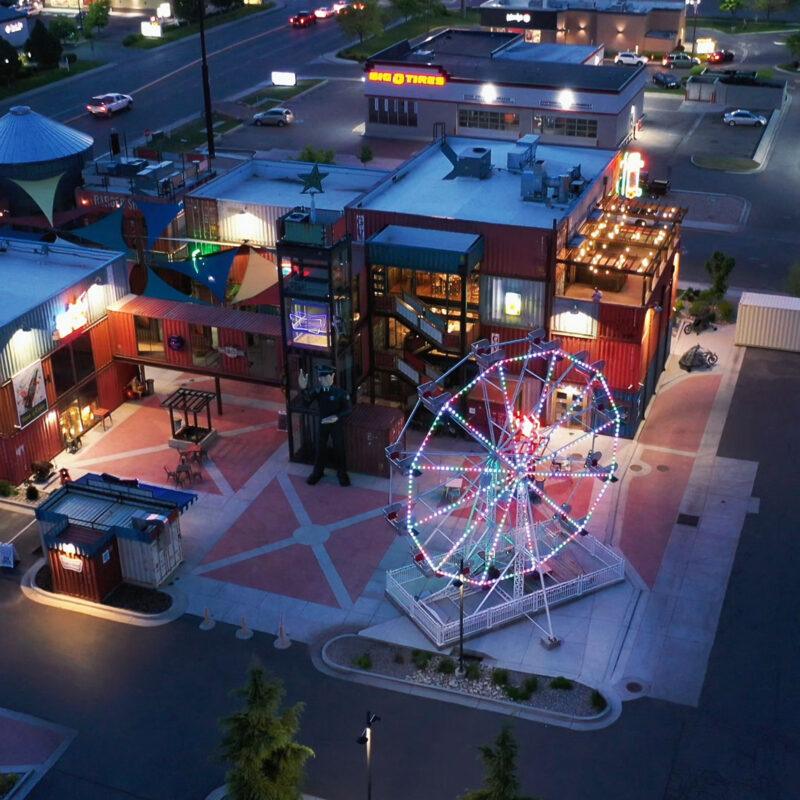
[0,506,39,583]
[691,109,769,159]
[220,78,423,162]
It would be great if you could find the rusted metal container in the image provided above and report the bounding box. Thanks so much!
[89,319,113,369]
[46,525,123,603]
[0,409,62,484]
[345,403,405,478]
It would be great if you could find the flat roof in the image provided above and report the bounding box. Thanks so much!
[0,238,121,328]
[370,30,639,92]
[480,0,685,13]
[189,159,389,213]
[358,136,615,229]
[739,292,800,311]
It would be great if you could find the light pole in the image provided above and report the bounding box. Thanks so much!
[688,0,701,57]
[357,711,380,800]
[198,0,216,158]
[452,558,467,677]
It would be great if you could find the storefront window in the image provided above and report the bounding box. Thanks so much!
[51,346,75,397]
[542,116,598,139]
[368,97,418,127]
[135,316,165,358]
[247,333,279,381]
[458,108,520,132]
[190,325,220,367]
[57,378,99,444]
[72,333,95,384]
[288,300,330,349]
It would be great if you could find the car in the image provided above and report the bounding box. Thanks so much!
[86,93,133,117]
[707,49,734,64]
[662,52,700,68]
[614,51,648,66]
[252,107,295,127]
[722,109,767,127]
[314,5,335,17]
[331,1,350,10]
[289,10,316,26]
[652,71,681,88]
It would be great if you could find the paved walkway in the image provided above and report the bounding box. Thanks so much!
[48,323,758,708]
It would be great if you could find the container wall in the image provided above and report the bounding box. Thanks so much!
[479,275,546,329]
[0,408,63,484]
[218,328,249,376]
[107,311,138,359]
[118,537,156,586]
[48,538,123,602]
[557,334,645,391]
[735,302,800,353]
[478,324,533,359]
[89,319,113,369]
[96,362,139,410]
[162,319,192,368]
[218,200,289,249]
[345,403,405,478]
[0,382,17,437]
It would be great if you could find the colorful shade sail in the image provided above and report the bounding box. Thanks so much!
[142,266,206,304]
[154,247,237,300]
[137,200,182,252]
[232,248,279,303]
[10,173,65,226]
[66,208,129,253]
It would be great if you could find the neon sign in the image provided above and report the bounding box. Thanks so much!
[506,12,531,23]
[290,310,328,336]
[4,21,23,34]
[618,152,644,199]
[368,70,445,87]
[54,292,89,340]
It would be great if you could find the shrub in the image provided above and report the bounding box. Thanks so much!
[122,33,140,46]
[26,484,39,502]
[504,676,539,701]
[674,299,685,314]
[359,144,373,165]
[48,17,78,42]
[437,657,456,675]
[392,650,404,664]
[491,668,509,686]
[550,676,574,690]
[465,662,481,681]
[411,649,433,669]
[297,145,335,164]
[689,300,711,319]
[698,288,718,302]
[0,480,16,497]
[787,263,800,297]
[705,251,736,299]
[353,652,372,670]
[25,19,63,69]
[0,773,19,794]
[591,690,608,711]
[64,52,77,65]
[717,299,735,323]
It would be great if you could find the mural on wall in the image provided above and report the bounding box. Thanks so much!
[12,360,48,428]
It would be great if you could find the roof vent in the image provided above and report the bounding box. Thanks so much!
[286,210,310,224]
[442,142,492,180]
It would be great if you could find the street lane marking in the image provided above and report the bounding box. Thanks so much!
[9,518,37,543]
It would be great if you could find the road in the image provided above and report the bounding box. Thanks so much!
[0,4,360,150]
[0,347,798,800]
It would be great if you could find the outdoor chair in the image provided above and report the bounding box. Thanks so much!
[164,465,188,488]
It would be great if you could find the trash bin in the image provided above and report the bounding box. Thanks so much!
[145,378,155,396]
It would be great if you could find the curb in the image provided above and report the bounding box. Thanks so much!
[315,633,623,731]
[752,94,790,171]
[0,497,36,515]
[672,189,751,232]
[225,77,329,106]
[20,558,187,627]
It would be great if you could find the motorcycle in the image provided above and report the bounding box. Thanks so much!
[683,310,718,336]
[679,344,719,372]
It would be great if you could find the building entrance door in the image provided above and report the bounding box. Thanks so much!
[550,383,588,429]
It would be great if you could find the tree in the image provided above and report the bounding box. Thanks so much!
[704,251,735,299]
[787,263,800,297]
[786,31,800,62]
[0,39,20,86]
[748,0,798,21]
[388,0,424,22]
[48,17,78,42]
[461,727,540,800]
[297,145,335,164]
[25,19,63,69]
[359,144,373,165]
[221,664,314,800]
[174,0,203,23]
[84,0,111,35]
[337,0,383,45]
[719,0,745,15]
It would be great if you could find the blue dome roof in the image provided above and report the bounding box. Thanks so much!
[0,106,93,165]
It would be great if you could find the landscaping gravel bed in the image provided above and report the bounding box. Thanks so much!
[326,635,605,718]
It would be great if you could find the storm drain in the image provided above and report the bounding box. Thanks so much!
[676,513,700,527]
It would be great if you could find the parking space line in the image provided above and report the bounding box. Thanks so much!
[9,518,37,543]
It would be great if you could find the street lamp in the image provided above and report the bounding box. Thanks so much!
[687,0,701,57]
[452,558,467,678]
[357,711,380,800]
[197,0,216,158]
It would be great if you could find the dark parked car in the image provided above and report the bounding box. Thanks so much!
[708,50,734,64]
[289,10,316,26]
[652,71,681,88]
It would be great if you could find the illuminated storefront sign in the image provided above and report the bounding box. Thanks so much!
[290,309,328,336]
[272,71,297,87]
[506,12,531,23]
[289,301,329,348]
[504,292,522,317]
[368,70,446,87]
[54,293,89,341]
[618,151,645,199]
[141,19,163,38]
[4,21,23,34]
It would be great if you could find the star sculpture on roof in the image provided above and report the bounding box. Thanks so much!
[299,163,328,195]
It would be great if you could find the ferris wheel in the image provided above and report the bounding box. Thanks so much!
[386,330,623,646]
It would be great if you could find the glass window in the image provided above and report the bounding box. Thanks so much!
[190,325,220,367]
[369,97,418,127]
[135,316,165,358]
[72,333,95,384]
[288,300,329,349]
[458,108,520,133]
[246,333,279,381]
[543,116,598,139]
[51,346,75,397]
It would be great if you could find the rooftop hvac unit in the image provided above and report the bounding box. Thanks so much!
[507,134,540,173]
[286,210,310,224]
[443,145,492,180]
[520,159,547,201]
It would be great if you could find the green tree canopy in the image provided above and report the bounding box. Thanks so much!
[786,30,800,59]
[84,0,111,35]
[0,39,20,86]
[388,0,425,21]
[174,0,203,23]
[748,0,799,20]
[25,19,63,69]
[719,0,745,15]
[461,727,540,800]
[337,0,383,44]
[221,663,314,800]
[705,251,736,299]
[48,17,78,42]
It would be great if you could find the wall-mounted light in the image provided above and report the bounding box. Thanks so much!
[480,83,498,104]
[558,89,576,110]
[21,325,31,333]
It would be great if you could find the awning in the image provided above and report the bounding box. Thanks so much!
[367,225,483,275]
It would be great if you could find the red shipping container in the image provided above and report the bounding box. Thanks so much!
[345,403,405,478]
[47,527,123,603]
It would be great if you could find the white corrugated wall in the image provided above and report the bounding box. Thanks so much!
[735,293,800,353]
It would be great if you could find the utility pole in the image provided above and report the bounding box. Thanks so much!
[357,711,380,800]
[198,0,216,158]
[690,0,700,57]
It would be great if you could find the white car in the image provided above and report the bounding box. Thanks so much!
[86,93,133,117]
[614,51,648,66]
[331,1,350,11]
[722,109,767,127]
[252,107,295,127]
[314,5,335,17]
